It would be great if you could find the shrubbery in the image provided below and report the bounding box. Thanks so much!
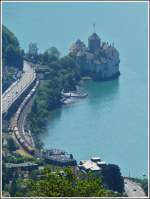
[28,53,80,135]
[2,25,24,91]
[19,167,121,197]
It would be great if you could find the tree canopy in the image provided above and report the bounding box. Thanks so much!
[23,167,120,197]
[2,25,24,91]
[28,54,80,134]
[42,47,60,64]
[2,25,23,70]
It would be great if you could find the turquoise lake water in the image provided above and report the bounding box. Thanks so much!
[3,2,148,177]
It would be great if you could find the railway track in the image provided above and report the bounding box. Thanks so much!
[11,79,39,155]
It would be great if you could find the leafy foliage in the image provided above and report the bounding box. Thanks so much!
[42,47,60,64]
[25,42,38,63]
[7,137,18,152]
[10,179,17,197]
[28,54,80,135]
[140,179,148,196]
[23,167,120,197]
[2,25,23,91]
[2,25,23,69]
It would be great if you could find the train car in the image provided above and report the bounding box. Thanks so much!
[20,138,34,154]
[14,130,34,155]
[15,132,19,139]
[31,88,36,92]
[15,113,20,119]
[16,134,21,141]
[14,130,21,140]
[12,121,18,128]
[19,138,25,144]
[28,93,32,98]
[22,142,27,149]
[14,129,19,135]
[27,145,35,155]
[17,107,22,114]
[20,103,24,108]
[9,80,39,156]
[14,127,18,132]
[22,142,34,154]
[21,102,26,110]
[13,115,18,121]
[23,142,29,148]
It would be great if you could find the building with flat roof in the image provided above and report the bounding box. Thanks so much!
[78,156,106,176]
[40,149,77,167]
[5,162,38,171]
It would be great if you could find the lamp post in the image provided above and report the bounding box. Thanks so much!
[142,173,146,180]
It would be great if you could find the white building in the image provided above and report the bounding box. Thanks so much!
[78,156,106,175]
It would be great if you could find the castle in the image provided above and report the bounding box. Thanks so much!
[70,28,120,81]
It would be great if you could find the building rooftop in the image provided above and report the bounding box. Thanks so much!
[79,159,101,171]
[88,33,100,40]
[79,156,107,172]
[6,162,38,169]
[47,154,73,162]
[40,149,77,166]
[91,157,101,162]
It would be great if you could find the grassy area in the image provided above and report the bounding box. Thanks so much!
[16,149,33,158]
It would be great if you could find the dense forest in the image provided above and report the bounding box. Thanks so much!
[2,25,24,92]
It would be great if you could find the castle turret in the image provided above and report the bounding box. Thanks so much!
[88,33,101,53]
[88,24,101,52]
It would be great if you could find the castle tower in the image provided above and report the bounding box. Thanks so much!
[88,24,101,52]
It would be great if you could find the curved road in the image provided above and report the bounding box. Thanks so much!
[124,178,146,197]
[2,61,36,114]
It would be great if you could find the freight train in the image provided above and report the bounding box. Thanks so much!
[12,79,39,155]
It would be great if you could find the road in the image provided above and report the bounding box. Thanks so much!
[2,61,36,114]
[124,178,146,197]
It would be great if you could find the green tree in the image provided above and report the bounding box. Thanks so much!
[2,25,23,70]
[141,179,148,196]
[42,47,60,64]
[26,42,38,63]
[47,47,60,59]
[10,179,17,197]
[24,168,120,197]
[28,53,80,135]
[2,25,23,91]
[7,137,17,151]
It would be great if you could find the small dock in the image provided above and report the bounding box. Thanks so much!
[62,91,88,98]
[61,91,88,104]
